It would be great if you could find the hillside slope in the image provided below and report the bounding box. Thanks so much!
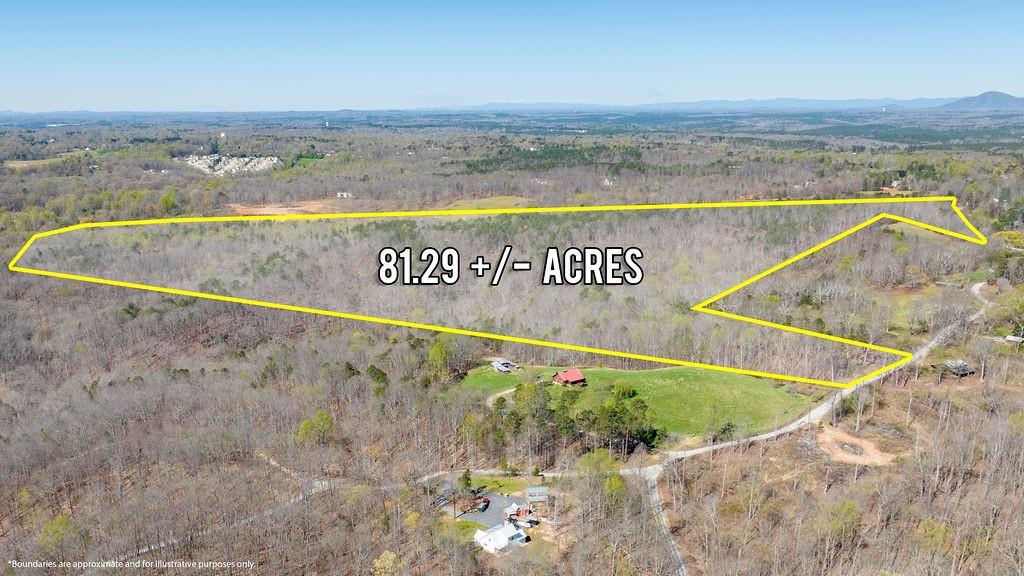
[941,90,1024,111]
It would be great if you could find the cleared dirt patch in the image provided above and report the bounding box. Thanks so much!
[817,426,898,466]
[227,199,339,215]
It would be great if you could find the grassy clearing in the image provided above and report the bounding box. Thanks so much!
[294,155,322,167]
[517,535,555,560]
[884,284,939,330]
[5,158,62,169]
[4,151,86,169]
[460,365,546,396]
[548,367,814,436]
[949,270,989,283]
[443,195,534,210]
[474,475,530,494]
[444,518,486,543]
[462,364,815,437]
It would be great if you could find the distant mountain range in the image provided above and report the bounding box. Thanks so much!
[444,98,956,112]
[433,92,1024,113]
[941,91,1024,111]
[3,92,1023,116]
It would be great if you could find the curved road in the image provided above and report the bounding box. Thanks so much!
[626,282,991,575]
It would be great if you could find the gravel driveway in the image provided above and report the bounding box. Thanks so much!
[457,492,526,527]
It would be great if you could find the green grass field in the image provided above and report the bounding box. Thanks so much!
[460,365,546,396]
[4,151,87,170]
[885,285,938,329]
[474,475,530,494]
[445,519,486,543]
[294,155,322,167]
[462,364,815,437]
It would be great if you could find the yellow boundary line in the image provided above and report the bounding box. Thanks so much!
[8,196,986,389]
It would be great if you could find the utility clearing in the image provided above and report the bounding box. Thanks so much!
[816,426,899,466]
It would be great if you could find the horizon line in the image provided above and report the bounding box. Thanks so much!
[5,92,1022,115]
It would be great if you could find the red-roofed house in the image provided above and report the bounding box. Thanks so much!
[552,368,586,386]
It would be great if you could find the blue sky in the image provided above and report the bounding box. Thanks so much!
[3,0,1022,111]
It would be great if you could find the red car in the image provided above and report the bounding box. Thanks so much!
[476,497,490,512]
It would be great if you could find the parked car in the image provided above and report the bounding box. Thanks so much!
[476,497,490,512]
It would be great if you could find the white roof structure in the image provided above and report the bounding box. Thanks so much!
[491,358,517,372]
[474,523,527,553]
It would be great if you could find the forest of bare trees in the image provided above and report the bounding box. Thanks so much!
[2,112,1024,574]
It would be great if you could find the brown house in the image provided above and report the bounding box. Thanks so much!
[552,368,586,386]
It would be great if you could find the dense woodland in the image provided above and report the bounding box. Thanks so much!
[2,110,1024,575]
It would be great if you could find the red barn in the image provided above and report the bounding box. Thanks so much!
[552,368,586,386]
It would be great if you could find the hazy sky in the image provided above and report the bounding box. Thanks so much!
[4,0,1022,111]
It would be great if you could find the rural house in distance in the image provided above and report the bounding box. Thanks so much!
[552,368,586,386]
[490,358,518,373]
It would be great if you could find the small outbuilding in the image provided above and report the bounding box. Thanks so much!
[525,486,550,504]
[553,368,586,386]
[503,502,526,520]
[941,359,975,378]
[491,358,518,373]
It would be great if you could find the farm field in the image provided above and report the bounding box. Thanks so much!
[443,195,535,210]
[4,150,86,169]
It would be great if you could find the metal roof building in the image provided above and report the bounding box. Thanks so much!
[553,368,586,386]
[525,486,549,503]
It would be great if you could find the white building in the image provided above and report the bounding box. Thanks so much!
[490,358,517,373]
[473,523,527,554]
[503,502,521,519]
